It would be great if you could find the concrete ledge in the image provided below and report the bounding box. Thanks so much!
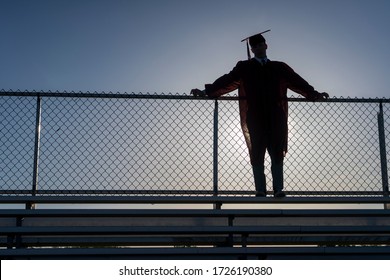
[2,246,390,260]
[1,208,390,217]
[1,195,390,205]
[3,225,390,235]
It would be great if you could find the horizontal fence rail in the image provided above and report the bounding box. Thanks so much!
[1,91,389,198]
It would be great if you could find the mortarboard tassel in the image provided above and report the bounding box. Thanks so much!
[246,40,251,60]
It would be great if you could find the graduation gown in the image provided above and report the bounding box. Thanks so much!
[205,58,320,165]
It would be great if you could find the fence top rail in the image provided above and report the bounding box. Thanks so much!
[1,90,389,103]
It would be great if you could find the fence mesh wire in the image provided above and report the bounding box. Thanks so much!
[1,92,389,196]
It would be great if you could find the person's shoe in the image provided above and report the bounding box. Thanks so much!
[274,190,286,198]
[255,191,266,197]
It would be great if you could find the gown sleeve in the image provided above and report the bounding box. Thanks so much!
[282,62,320,100]
[204,62,243,97]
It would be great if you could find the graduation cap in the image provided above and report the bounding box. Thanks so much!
[241,29,271,60]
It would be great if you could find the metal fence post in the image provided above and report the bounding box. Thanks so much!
[29,95,42,209]
[213,99,221,209]
[377,101,389,209]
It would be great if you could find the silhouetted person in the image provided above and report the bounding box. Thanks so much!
[191,30,328,197]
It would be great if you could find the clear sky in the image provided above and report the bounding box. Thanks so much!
[1,0,390,98]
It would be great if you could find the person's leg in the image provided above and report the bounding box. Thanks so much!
[269,146,285,197]
[271,160,284,193]
[252,164,266,196]
[247,119,267,196]
[250,140,267,196]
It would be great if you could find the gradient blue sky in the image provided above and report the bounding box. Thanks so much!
[1,0,390,98]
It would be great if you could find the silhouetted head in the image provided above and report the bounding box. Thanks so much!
[241,29,270,59]
[248,33,266,48]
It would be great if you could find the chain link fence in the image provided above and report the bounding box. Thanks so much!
[1,91,389,196]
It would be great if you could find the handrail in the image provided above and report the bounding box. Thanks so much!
[1,90,390,103]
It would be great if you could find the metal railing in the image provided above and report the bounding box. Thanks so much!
[1,91,389,197]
